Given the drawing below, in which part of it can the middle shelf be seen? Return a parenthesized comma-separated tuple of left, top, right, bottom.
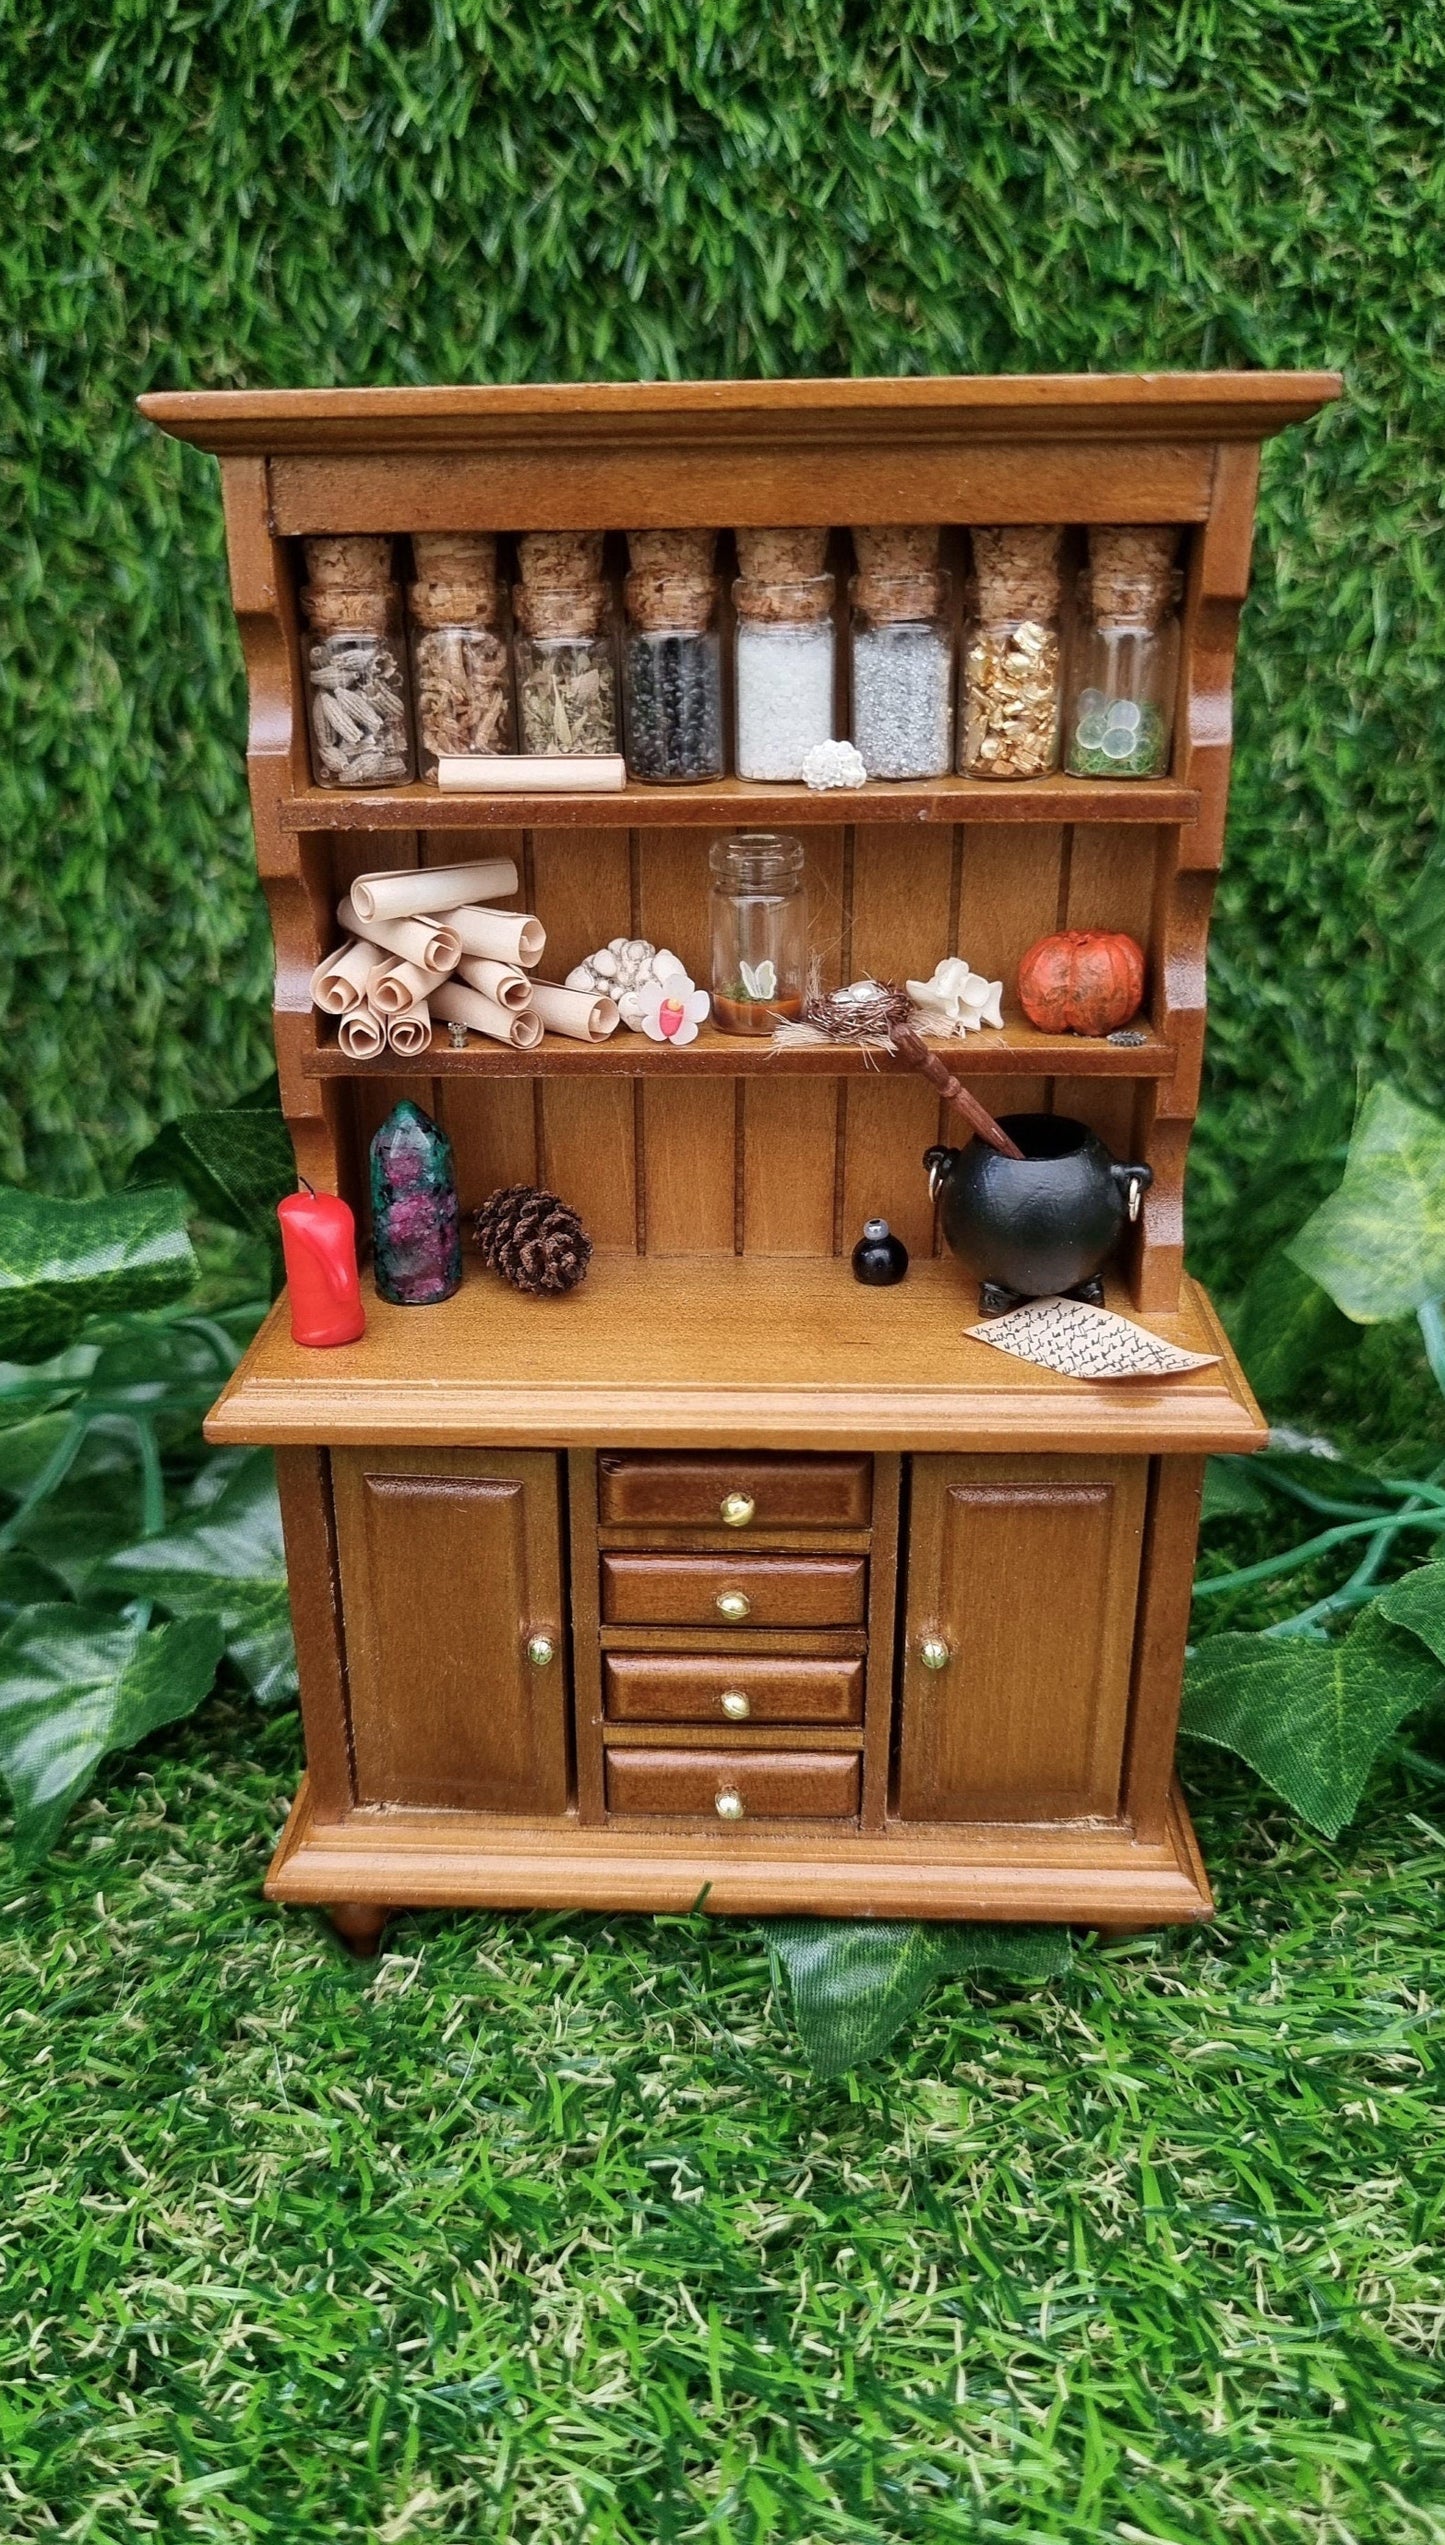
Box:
(302, 1016, 1175, 1079)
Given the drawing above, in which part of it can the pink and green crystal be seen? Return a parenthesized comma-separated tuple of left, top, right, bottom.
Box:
(369, 1100, 462, 1305)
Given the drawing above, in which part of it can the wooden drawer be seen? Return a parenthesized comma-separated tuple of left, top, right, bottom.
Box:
(597, 1452, 871, 1531)
(606, 1748, 861, 1821)
(604, 1652, 865, 1726)
(601, 1551, 867, 1629)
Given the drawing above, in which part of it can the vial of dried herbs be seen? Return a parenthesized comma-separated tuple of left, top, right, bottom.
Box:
(407, 535, 514, 778)
(513, 582, 619, 756)
(302, 578, 414, 788)
(623, 564, 723, 783)
(850, 571, 954, 778)
(959, 526, 1063, 780)
(1065, 527, 1181, 779)
(733, 573, 835, 782)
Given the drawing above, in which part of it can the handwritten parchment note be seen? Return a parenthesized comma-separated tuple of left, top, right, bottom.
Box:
(964, 1295, 1219, 1382)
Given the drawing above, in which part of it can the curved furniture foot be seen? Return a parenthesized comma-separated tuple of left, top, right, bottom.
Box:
(326, 1901, 394, 1957)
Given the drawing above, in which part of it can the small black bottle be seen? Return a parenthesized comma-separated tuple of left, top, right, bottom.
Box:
(851, 1217, 909, 1286)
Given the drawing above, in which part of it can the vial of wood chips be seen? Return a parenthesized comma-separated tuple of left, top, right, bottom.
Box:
(407, 534, 515, 778)
(959, 526, 1065, 781)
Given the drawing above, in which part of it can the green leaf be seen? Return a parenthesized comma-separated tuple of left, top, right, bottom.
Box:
(0, 1187, 196, 1363)
(130, 1090, 293, 1245)
(1182, 1607, 1444, 1837)
(1376, 1562, 1445, 1669)
(1201, 1457, 1270, 1521)
(95, 1451, 295, 1707)
(1288, 1085, 1445, 1324)
(0, 1606, 223, 1868)
(769, 1920, 1071, 2078)
(1230, 1248, 1355, 1405)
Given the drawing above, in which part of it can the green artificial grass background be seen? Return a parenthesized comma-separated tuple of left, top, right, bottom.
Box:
(3, 1703, 1443, 2540)
(5, 1, 1445, 1266)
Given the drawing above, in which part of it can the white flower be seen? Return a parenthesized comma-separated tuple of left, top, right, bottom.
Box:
(906, 956, 1004, 1033)
(635, 965, 712, 1045)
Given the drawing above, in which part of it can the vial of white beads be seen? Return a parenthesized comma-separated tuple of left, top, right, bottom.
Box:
(850, 571, 954, 778)
(733, 574, 836, 782)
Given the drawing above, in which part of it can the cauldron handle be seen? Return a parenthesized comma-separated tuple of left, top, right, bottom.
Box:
(1113, 1160, 1154, 1222)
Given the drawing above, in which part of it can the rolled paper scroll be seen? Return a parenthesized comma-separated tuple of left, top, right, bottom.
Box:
(337, 1008, 385, 1060)
(337, 894, 461, 976)
(432, 981, 545, 1049)
(309, 937, 378, 1016)
(386, 1003, 433, 1058)
(349, 860, 519, 924)
(445, 905, 545, 968)
(527, 981, 622, 1043)
(455, 955, 532, 1010)
(437, 753, 627, 793)
(367, 954, 449, 1015)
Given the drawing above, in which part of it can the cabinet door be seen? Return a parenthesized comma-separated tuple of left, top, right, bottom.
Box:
(333, 1449, 568, 1814)
(895, 1455, 1147, 1824)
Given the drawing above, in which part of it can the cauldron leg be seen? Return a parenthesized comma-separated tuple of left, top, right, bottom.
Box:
(979, 1279, 1025, 1318)
(1067, 1276, 1106, 1306)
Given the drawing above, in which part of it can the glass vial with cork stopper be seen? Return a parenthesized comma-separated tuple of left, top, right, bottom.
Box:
(732, 529, 834, 783)
(959, 526, 1064, 779)
(709, 831, 807, 1035)
(406, 532, 515, 778)
(849, 525, 953, 778)
(512, 531, 619, 756)
(622, 529, 723, 782)
(301, 534, 414, 788)
(1065, 527, 1181, 778)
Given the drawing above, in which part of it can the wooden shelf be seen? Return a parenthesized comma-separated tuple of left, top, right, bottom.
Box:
(303, 1016, 1176, 1080)
(206, 1256, 1265, 1455)
(280, 772, 1199, 833)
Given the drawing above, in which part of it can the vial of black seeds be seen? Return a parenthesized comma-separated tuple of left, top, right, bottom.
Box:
(622, 534, 723, 784)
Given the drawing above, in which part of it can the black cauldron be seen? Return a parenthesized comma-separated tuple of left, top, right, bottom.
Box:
(925, 1115, 1152, 1314)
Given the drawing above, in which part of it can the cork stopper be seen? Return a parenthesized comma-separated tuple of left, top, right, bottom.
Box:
(302, 535, 394, 589)
(852, 525, 940, 577)
(514, 581, 607, 641)
(517, 530, 605, 588)
(627, 529, 717, 577)
(970, 527, 1063, 624)
(408, 576, 504, 632)
(624, 570, 716, 635)
(733, 574, 834, 628)
(302, 582, 400, 633)
(735, 527, 828, 581)
(1087, 526, 1179, 629)
(851, 569, 948, 624)
(410, 532, 498, 586)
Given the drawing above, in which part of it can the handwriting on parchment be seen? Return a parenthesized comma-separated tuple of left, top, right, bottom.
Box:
(964, 1296, 1219, 1382)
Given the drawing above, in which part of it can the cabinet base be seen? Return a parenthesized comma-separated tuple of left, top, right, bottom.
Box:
(266, 1776, 1212, 1926)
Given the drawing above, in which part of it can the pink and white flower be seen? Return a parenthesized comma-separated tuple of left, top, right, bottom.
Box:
(635, 961, 711, 1046)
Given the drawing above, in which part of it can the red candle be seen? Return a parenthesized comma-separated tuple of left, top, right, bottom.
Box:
(277, 1191, 366, 1348)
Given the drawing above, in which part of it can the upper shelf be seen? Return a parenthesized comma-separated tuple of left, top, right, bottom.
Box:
(281, 773, 1199, 833)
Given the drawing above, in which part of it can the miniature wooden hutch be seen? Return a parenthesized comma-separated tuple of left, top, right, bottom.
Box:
(142, 373, 1338, 1950)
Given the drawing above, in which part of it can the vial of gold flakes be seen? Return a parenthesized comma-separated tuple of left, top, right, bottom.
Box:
(959, 526, 1064, 781)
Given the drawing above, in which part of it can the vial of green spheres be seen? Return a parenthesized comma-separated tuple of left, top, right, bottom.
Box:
(1066, 528, 1180, 779)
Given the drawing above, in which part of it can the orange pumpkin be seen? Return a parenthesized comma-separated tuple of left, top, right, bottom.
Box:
(1017, 930, 1145, 1036)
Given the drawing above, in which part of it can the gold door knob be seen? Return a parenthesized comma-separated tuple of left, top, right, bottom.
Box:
(720, 1491, 756, 1529)
(720, 1689, 751, 1720)
(919, 1636, 951, 1672)
(716, 1589, 751, 1621)
(526, 1633, 556, 1668)
(715, 1788, 745, 1821)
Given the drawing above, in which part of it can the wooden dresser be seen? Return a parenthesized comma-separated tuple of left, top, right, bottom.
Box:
(142, 372, 1338, 1948)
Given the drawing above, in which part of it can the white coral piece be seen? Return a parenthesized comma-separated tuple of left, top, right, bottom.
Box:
(906, 956, 1004, 1033)
(564, 936, 690, 1031)
(801, 740, 867, 791)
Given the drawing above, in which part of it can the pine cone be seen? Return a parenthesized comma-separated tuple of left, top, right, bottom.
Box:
(473, 1185, 593, 1297)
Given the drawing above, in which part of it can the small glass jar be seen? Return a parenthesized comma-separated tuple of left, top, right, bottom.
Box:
(302, 582, 414, 788)
(623, 572, 723, 782)
(513, 582, 619, 756)
(959, 526, 1063, 779)
(709, 832, 807, 1035)
(850, 572, 954, 778)
(408, 579, 514, 778)
(733, 576, 835, 782)
(1065, 528, 1180, 778)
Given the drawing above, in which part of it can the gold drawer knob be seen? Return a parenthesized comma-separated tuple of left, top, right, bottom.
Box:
(716, 1589, 751, 1621)
(526, 1633, 556, 1668)
(720, 1490, 756, 1528)
(715, 1788, 745, 1821)
(720, 1689, 751, 1720)
(919, 1635, 951, 1672)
